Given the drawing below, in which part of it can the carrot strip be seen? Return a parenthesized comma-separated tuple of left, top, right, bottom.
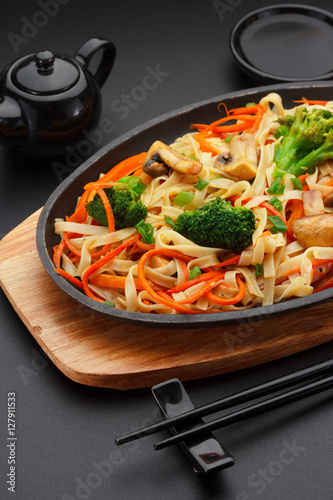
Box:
(167, 271, 224, 294)
(286, 199, 304, 223)
(95, 152, 147, 184)
(192, 114, 256, 131)
(280, 260, 333, 281)
(89, 274, 143, 289)
(81, 235, 139, 302)
(206, 114, 257, 130)
(177, 274, 225, 304)
(279, 267, 301, 277)
(228, 104, 266, 116)
(55, 268, 83, 289)
(63, 232, 113, 260)
(228, 104, 266, 134)
(293, 99, 328, 105)
(90, 244, 113, 259)
(228, 195, 240, 204)
(194, 133, 221, 155)
(324, 178, 333, 187)
(217, 102, 230, 116)
(137, 249, 201, 314)
(53, 239, 66, 268)
(157, 290, 175, 301)
(193, 120, 255, 137)
(68, 194, 90, 222)
(213, 122, 255, 133)
(132, 168, 144, 177)
(314, 275, 333, 293)
(213, 255, 241, 268)
(63, 232, 81, 256)
(311, 258, 333, 267)
(134, 239, 155, 251)
(205, 274, 246, 305)
(177, 258, 189, 283)
(247, 106, 266, 134)
(96, 188, 115, 233)
(260, 201, 293, 237)
(188, 124, 208, 132)
(298, 173, 309, 184)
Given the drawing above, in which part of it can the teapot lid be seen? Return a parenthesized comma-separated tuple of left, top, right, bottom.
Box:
(11, 51, 80, 95)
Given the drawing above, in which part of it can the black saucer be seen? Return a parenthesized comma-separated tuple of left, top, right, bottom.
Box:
(230, 4, 333, 83)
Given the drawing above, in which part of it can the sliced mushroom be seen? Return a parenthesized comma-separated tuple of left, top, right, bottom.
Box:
(291, 214, 333, 248)
(141, 155, 169, 178)
(214, 133, 258, 181)
(142, 141, 202, 177)
(324, 191, 333, 208)
(302, 189, 325, 216)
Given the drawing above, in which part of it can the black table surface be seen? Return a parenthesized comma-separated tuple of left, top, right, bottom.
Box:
(1, 1, 333, 499)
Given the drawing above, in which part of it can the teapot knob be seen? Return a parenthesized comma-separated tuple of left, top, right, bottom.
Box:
(35, 51, 55, 71)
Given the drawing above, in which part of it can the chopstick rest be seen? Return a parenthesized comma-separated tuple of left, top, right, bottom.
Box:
(152, 378, 235, 473)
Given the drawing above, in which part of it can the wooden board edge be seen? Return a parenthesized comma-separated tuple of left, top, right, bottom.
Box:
(0, 209, 42, 262)
(46, 332, 332, 390)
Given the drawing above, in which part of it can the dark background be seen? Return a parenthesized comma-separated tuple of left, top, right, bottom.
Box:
(1, 1, 333, 499)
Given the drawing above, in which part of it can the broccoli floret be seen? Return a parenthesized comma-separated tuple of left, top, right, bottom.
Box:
(272, 107, 333, 182)
(86, 178, 147, 230)
(288, 129, 333, 177)
(173, 198, 256, 252)
(123, 200, 148, 228)
(274, 115, 295, 139)
(117, 176, 146, 201)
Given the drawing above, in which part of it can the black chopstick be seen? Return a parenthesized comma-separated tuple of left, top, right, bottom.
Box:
(115, 358, 333, 446)
(154, 372, 333, 450)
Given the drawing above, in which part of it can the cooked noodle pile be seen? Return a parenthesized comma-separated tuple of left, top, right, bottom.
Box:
(53, 93, 333, 314)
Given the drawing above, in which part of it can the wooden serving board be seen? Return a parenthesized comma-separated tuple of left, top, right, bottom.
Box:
(1, 209, 333, 390)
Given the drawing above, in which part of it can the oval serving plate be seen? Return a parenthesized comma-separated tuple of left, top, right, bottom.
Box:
(37, 81, 333, 328)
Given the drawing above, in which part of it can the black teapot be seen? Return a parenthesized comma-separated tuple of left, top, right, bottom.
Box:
(0, 37, 116, 157)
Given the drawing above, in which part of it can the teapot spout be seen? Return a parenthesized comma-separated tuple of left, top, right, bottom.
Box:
(0, 96, 26, 148)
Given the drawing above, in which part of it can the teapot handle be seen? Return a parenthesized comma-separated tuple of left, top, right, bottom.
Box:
(75, 37, 116, 88)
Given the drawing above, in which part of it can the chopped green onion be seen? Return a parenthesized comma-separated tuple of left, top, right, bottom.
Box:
(291, 177, 304, 190)
(189, 266, 201, 280)
(246, 102, 256, 107)
(268, 215, 288, 234)
(272, 169, 287, 179)
(104, 301, 115, 307)
(267, 179, 285, 195)
(194, 177, 209, 191)
(173, 190, 195, 207)
(267, 196, 283, 212)
(225, 134, 233, 144)
(135, 220, 155, 244)
(164, 215, 175, 228)
(255, 263, 263, 278)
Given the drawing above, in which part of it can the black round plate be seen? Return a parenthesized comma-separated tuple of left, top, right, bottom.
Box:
(230, 4, 333, 83)
(37, 81, 333, 328)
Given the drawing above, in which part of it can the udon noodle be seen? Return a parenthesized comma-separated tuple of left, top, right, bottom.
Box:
(53, 92, 333, 314)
